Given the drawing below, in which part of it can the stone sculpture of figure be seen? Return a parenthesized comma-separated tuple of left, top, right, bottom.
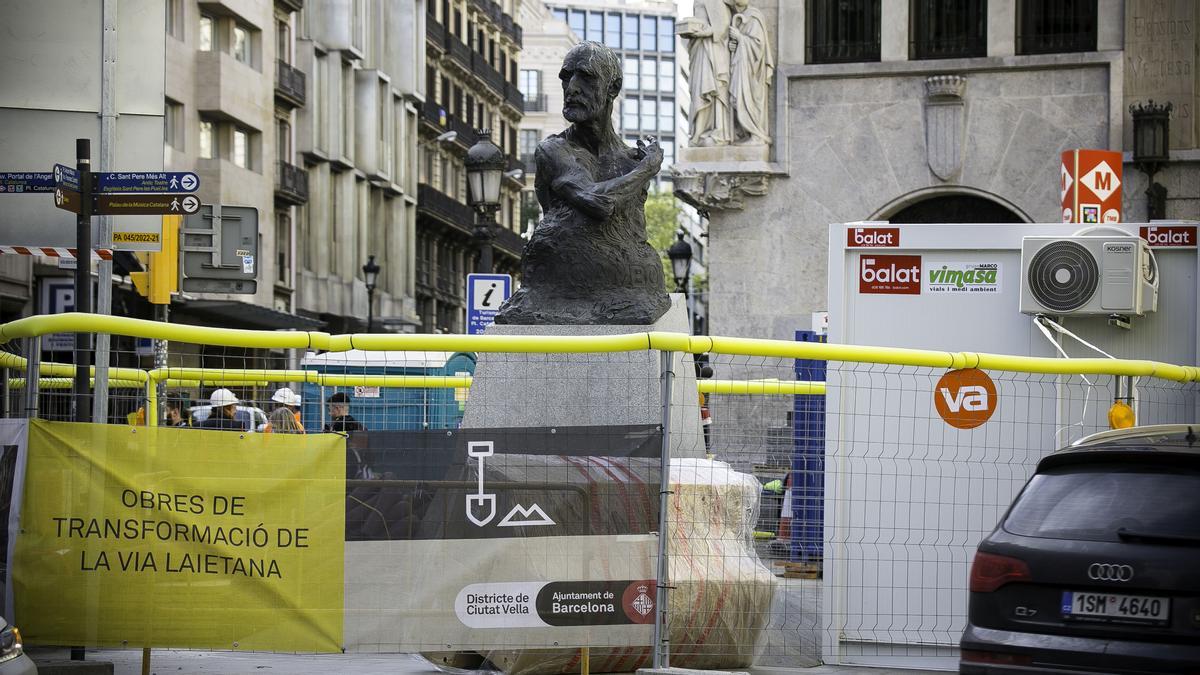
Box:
(495, 42, 669, 326)
(680, 0, 733, 147)
(728, 0, 774, 145)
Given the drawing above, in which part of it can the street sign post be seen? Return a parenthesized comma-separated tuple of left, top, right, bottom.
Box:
(54, 187, 83, 214)
(54, 163, 80, 191)
(4, 142, 208, 411)
(94, 171, 199, 194)
(467, 273, 512, 335)
(0, 172, 55, 193)
(95, 193, 200, 215)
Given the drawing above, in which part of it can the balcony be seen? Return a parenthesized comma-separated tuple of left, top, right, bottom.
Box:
(447, 36, 473, 72)
(492, 223, 526, 260)
(277, 0, 303, 11)
(503, 83, 525, 112)
(426, 19, 448, 52)
(523, 93, 548, 113)
(417, 184, 473, 234)
(472, 53, 506, 94)
(274, 59, 307, 108)
(420, 99, 476, 149)
(275, 160, 309, 205)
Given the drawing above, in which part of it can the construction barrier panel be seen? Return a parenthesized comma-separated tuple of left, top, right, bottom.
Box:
(0, 313, 1197, 671)
(14, 419, 345, 651)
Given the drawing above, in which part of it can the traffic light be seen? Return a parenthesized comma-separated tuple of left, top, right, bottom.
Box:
(130, 215, 180, 305)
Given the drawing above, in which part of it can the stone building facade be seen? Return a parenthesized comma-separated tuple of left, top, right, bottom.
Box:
(417, 0, 526, 334)
(680, 0, 1199, 450)
(687, 0, 1198, 342)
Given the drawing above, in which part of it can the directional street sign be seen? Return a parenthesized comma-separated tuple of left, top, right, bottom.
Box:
(467, 273, 512, 335)
(95, 193, 200, 215)
(54, 187, 83, 214)
(53, 163, 80, 191)
(95, 171, 200, 194)
(0, 172, 55, 193)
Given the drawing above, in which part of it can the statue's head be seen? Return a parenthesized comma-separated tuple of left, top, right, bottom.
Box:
(559, 41, 622, 125)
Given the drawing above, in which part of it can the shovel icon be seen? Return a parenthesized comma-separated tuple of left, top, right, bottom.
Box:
(466, 441, 496, 527)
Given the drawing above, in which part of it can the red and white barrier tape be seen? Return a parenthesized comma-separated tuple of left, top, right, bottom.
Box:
(0, 246, 113, 261)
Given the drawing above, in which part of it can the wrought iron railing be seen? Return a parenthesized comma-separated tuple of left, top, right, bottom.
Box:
(523, 94, 548, 112)
(417, 184, 473, 235)
(275, 161, 309, 205)
(274, 59, 307, 108)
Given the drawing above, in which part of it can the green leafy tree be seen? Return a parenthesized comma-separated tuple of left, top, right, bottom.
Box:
(643, 189, 682, 288)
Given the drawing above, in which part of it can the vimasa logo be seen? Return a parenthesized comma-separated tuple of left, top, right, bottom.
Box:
(926, 262, 1001, 294)
(934, 368, 997, 430)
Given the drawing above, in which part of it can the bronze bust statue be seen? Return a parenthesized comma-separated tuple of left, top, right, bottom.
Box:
(496, 42, 671, 325)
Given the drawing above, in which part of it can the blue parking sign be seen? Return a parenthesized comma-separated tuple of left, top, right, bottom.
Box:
(466, 273, 512, 335)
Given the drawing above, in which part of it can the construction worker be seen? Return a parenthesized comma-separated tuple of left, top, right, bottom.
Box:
(265, 387, 305, 433)
(201, 389, 243, 431)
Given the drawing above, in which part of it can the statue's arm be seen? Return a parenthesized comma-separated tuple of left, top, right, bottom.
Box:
(541, 140, 662, 221)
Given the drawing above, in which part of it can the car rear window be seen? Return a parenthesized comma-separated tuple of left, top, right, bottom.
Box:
(1004, 463, 1200, 542)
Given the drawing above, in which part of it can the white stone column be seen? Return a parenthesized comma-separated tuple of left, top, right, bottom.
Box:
(880, 0, 909, 62)
(1096, 0, 1124, 51)
(987, 0, 1016, 57)
(779, 0, 806, 65)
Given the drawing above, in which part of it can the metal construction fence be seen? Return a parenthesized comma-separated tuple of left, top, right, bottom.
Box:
(1, 313, 1198, 671)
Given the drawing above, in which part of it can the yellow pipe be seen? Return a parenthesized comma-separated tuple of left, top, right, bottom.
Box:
(2, 313, 1198, 383)
(162, 379, 269, 388)
(0, 351, 149, 383)
(8, 378, 146, 389)
(699, 379, 826, 395)
(0, 313, 334, 351)
(345, 332, 653, 353)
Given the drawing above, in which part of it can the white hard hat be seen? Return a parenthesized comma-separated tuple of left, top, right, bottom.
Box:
(210, 388, 238, 407)
(272, 387, 295, 405)
(291, 393, 303, 406)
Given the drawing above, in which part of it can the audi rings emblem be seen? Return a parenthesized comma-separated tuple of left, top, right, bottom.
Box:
(1087, 563, 1134, 582)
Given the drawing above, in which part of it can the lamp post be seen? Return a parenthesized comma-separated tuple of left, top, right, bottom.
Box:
(667, 231, 693, 294)
(1130, 100, 1173, 221)
(465, 128, 506, 274)
(362, 254, 380, 333)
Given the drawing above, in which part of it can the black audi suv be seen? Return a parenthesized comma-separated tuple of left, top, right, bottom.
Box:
(961, 424, 1200, 673)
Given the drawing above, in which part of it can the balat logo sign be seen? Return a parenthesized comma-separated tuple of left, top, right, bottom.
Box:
(847, 227, 900, 247)
(934, 368, 997, 430)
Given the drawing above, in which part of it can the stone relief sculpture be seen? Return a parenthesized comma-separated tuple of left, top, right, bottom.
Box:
(495, 42, 670, 326)
(728, 0, 774, 145)
(679, 0, 733, 146)
(679, 0, 773, 147)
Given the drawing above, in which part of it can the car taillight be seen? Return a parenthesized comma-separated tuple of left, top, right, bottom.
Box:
(961, 649, 1033, 666)
(969, 551, 1031, 592)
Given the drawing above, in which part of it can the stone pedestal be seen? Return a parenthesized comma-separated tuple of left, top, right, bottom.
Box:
(463, 295, 705, 459)
(672, 146, 780, 212)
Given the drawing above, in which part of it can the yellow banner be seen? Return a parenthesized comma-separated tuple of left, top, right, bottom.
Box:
(14, 420, 345, 651)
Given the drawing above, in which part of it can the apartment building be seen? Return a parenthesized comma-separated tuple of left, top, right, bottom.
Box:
(418, 0, 526, 333)
(514, 1, 577, 233)
(293, 0, 425, 332)
(162, 0, 424, 333)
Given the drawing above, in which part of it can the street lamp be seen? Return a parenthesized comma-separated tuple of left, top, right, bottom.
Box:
(465, 128, 506, 274)
(1130, 100, 1173, 220)
(667, 231, 693, 294)
(362, 254, 380, 333)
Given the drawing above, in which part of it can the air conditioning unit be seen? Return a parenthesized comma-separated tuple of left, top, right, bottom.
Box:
(1020, 236, 1158, 316)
